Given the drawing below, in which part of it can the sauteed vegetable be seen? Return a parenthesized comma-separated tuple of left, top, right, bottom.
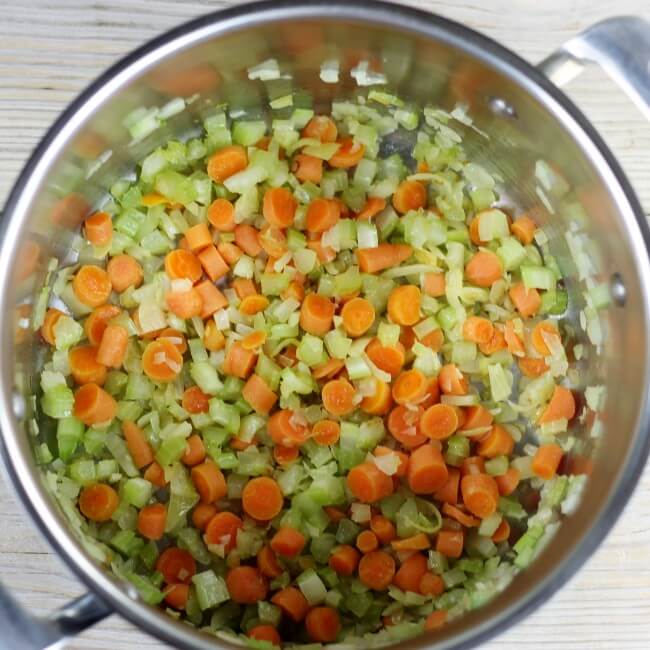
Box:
(37, 95, 586, 647)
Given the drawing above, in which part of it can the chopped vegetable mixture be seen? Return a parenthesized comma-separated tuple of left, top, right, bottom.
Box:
(37, 96, 587, 648)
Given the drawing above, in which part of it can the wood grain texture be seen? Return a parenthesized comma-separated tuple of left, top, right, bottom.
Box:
(0, 1, 649, 648)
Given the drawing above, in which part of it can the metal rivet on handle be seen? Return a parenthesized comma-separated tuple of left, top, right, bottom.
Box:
(610, 273, 626, 306)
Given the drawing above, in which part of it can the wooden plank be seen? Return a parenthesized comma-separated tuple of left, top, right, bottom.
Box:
(0, 1, 649, 648)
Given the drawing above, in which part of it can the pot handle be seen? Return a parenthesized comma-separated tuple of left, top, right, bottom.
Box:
(0, 582, 112, 649)
(538, 15, 650, 118)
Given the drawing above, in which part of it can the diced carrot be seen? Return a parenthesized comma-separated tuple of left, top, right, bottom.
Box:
(263, 187, 297, 228)
(232, 278, 256, 300)
(419, 572, 445, 597)
(356, 530, 379, 554)
(164, 249, 202, 282)
(532, 321, 561, 356)
(204, 512, 243, 551)
(538, 385, 575, 424)
(504, 319, 525, 357)
(509, 282, 541, 317)
(191, 460, 227, 503)
(425, 610, 448, 631)
(465, 250, 503, 287)
(157, 328, 187, 354)
(302, 115, 338, 142)
(96, 324, 128, 368)
(191, 503, 217, 531)
(78, 484, 119, 522)
(518, 357, 549, 378)
(222, 341, 257, 379)
(358, 550, 396, 590)
(312, 419, 341, 446)
(73, 265, 112, 308)
(185, 223, 213, 252)
(463, 316, 494, 344)
(271, 586, 309, 622)
(122, 420, 154, 469)
(73, 383, 117, 426)
(306, 198, 341, 233)
(357, 243, 412, 273)
(341, 297, 375, 337)
(239, 294, 270, 316)
(432, 466, 459, 505)
(478, 425, 515, 458)
(492, 518, 511, 543)
(407, 444, 448, 494)
(312, 357, 345, 380)
(442, 502, 480, 528)
(347, 461, 394, 503)
(438, 363, 468, 396)
(388, 285, 421, 326)
(393, 553, 429, 593)
(387, 404, 428, 449)
(241, 373, 277, 415)
(163, 583, 189, 610)
(328, 138, 365, 168)
(461, 456, 486, 477)
(217, 241, 243, 265)
(41, 308, 65, 345)
(257, 545, 283, 578)
(495, 466, 520, 496)
(479, 326, 507, 355)
(84, 211, 113, 247)
(268, 409, 309, 448)
(329, 544, 360, 576)
(144, 461, 167, 488)
(273, 444, 300, 466)
(181, 434, 207, 467)
(360, 378, 393, 416)
(322, 378, 356, 416)
(532, 443, 564, 480)
(423, 272, 446, 297)
(461, 473, 499, 519)
(137, 503, 167, 540)
(207, 198, 236, 231)
(281, 280, 305, 303)
(420, 403, 459, 440)
(462, 405, 494, 431)
(166, 288, 203, 320)
(194, 280, 228, 318)
(195, 245, 228, 282)
(300, 292, 335, 335)
(69, 345, 108, 386)
(242, 476, 284, 521)
(106, 254, 143, 293)
(369, 514, 397, 544)
(305, 607, 341, 643)
(248, 625, 282, 647)
(234, 224, 263, 257)
(292, 153, 323, 183)
(511, 215, 537, 245)
(156, 547, 197, 584)
(204, 319, 226, 351)
(142, 339, 183, 382)
(270, 526, 306, 557)
(356, 197, 386, 220)
(207, 145, 248, 182)
(391, 533, 431, 551)
(435, 529, 464, 558)
(307, 237, 337, 263)
(392, 368, 427, 405)
(366, 338, 406, 377)
(392, 180, 427, 214)
(225, 565, 268, 604)
(469, 214, 487, 246)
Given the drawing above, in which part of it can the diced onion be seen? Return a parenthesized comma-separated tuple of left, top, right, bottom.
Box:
(350, 503, 372, 523)
(371, 452, 400, 476)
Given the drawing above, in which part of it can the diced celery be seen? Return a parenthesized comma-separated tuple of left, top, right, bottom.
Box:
(123, 478, 153, 508)
(42, 385, 74, 419)
(57, 416, 85, 462)
(521, 265, 556, 291)
(190, 362, 223, 396)
(193, 571, 230, 610)
(497, 237, 527, 271)
(297, 334, 325, 367)
(233, 120, 267, 146)
(53, 316, 84, 350)
(335, 519, 361, 544)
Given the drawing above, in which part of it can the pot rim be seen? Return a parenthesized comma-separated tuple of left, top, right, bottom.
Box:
(0, 2, 649, 649)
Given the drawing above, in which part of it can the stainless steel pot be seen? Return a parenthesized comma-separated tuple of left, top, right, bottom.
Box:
(0, 2, 649, 649)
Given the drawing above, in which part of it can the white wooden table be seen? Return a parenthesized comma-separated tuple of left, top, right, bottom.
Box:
(1, 1, 649, 648)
